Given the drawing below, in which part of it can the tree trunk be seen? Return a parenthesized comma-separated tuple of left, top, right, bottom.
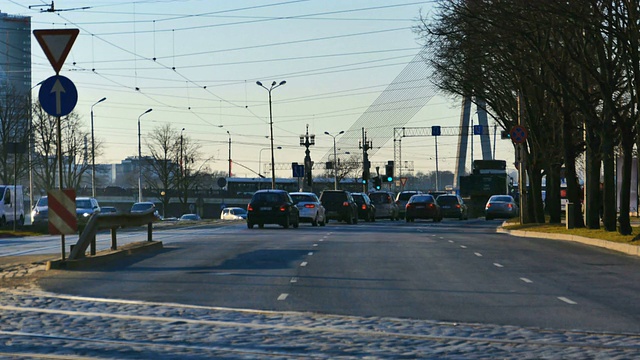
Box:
(601, 128, 616, 232)
(586, 126, 602, 229)
(546, 163, 562, 224)
(618, 129, 634, 235)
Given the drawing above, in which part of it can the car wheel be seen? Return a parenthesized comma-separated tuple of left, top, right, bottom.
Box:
(371, 214, 375, 222)
(312, 215, 318, 227)
(283, 216, 290, 229)
(259, 223, 265, 228)
(293, 220, 299, 228)
(406, 217, 411, 223)
(486, 216, 492, 221)
(320, 217, 326, 226)
(353, 213, 358, 224)
(346, 215, 353, 224)
(247, 222, 254, 229)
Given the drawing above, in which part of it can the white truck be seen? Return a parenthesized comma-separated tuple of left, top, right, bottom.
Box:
(0, 185, 24, 227)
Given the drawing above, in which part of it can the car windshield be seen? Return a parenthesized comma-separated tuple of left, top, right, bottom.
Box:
(131, 203, 153, 212)
(398, 192, 418, 201)
(76, 200, 93, 208)
(37, 197, 48, 206)
(232, 208, 247, 215)
(320, 192, 347, 202)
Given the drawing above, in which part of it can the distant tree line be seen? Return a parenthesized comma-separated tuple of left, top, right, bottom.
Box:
(417, 0, 640, 234)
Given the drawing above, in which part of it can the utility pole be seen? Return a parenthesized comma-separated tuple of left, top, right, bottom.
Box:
(359, 127, 372, 192)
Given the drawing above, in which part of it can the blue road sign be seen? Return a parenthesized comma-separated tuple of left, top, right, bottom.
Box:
(431, 125, 441, 136)
(473, 124, 483, 135)
(38, 75, 78, 117)
(292, 163, 304, 178)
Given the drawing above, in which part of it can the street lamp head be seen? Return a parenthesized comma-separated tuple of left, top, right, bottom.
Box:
(338, 130, 344, 135)
(97, 97, 107, 104)
(279, 80, 286, 86)
(144, 108, 153, 114)
(271, 81, 277, 86)
(256, 81, 263, 86)
(324, 131, 330, 135)
(276, 146, 282, 149)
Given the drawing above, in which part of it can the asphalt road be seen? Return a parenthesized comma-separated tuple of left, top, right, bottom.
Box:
(35, 218, 640, 333)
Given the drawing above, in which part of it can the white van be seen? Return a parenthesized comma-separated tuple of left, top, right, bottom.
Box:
(0, 185, 24, 226)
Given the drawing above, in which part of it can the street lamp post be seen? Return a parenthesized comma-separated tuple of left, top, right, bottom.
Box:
(256, 80, 286, 189)
(324, 130, 344, 190)
(227, 130, 232, 178)
(259, 146, 281, 189)
(90, 97, 107, 197)
(137, 108, 152, 202)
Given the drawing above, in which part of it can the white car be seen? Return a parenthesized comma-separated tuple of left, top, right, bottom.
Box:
(220, 207, 247, 220)
(290, 192, 326, 226)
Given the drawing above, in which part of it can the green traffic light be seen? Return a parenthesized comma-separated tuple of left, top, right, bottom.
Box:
(386, 176, 393, 182)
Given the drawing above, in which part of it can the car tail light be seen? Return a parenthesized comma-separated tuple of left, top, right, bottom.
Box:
(406, 204, 412, 209)
(343, 201, 350, 207)
(361, 204, 367, 210)
(507, 204, 513, 208)
(279, 205, 287, 212)
(304, 204, 315, 208)
(248, 204, 254, 211)
(428, 203, 434, 208)
(455, 204, 461, 208)
(486, 204, 492, 208)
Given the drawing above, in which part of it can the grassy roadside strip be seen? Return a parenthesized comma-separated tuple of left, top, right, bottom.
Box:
(502, 220, 640, 246)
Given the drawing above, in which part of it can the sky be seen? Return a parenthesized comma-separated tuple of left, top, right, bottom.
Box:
(4, 0, 516, 180)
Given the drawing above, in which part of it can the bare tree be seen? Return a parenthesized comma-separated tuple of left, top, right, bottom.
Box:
(0, 84, 30, 185)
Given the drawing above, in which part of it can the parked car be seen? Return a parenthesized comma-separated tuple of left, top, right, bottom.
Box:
(290, 192, 326, 226)
(319, 190, 358, 224)
(436, 194, 468, 220)
(31, 196, 48, 225)
(179, 213, 201, 221)
(485, 195, 519, 220)
(76, 197, 101, 221)
(351, 192, 376, 222)
(369, 191, 399, 220)
(396, 190, 423, 219)
(246, 189, 300, 229)
(220, 207, 247, 220)
(405, 194, 442, 222)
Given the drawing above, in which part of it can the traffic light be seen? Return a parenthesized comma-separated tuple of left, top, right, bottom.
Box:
(501, 130, 511, 139)
(374, 177, 382, 190)
(384, 161, 394, 182)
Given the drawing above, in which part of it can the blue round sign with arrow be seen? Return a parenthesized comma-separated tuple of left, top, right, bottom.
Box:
(38, 75, 78, 117)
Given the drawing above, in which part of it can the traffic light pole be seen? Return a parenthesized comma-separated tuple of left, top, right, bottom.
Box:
(359, 128, 372, 192)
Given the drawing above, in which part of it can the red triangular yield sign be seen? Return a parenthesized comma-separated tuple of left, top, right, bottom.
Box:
(33, 29, 79, 74)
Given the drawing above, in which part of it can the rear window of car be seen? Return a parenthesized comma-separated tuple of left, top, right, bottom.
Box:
(252, 192, 286, 203)
(352, 195, 365, 205)
(398, 192, 419, 201)
(131, 203, 153, 212)
(437, 196, 458, 205)
(77, 200, 93, 208)
(321, 192, 347, 202)
(369, 193, 390, 204)
(491, 196, 513, 202)
(37, 197, 48, 206)
(291, 194, 316, 203)
(409, 195, 434, 203)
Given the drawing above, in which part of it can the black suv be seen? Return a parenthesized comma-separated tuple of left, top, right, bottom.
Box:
(351, 193, 376, 222)
(247, 190, 300, 229)
(319, 190, 358, 224)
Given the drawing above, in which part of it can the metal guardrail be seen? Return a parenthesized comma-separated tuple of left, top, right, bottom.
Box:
(68, 210, 158, 260)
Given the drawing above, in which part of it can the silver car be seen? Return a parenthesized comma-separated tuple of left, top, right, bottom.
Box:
(369, 191, 399, 220)
(485, 195, 519, 220)
(221, 207, 247, 220)
(290, 192, 326, 226)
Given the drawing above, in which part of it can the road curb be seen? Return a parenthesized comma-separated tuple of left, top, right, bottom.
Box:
(497, 227, 640, 257)
(46, 241, 163, 270)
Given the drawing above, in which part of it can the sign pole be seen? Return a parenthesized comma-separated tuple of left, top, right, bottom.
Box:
(57, 115, 65, 261)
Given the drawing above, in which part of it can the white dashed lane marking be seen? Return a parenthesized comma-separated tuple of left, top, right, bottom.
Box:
(300, 262, 308, 267)
(520, 277, 533, 283)
(277, 293, 288, 301)
(290, 277, 298, 284)
(558, 297, 577, 305)
(460, 245, 467, 249)
(493, 263, 504, 268)
(474, 252, 483, 257)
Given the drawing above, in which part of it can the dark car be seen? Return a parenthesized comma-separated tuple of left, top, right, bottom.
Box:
(485, 195, 519, 220)
(396, 190, 423, 219)
(319, 190, 358, 224)
(76, 197, 101, 221)
(369, 191, 399, 220)
(351, 193, 376, 222)
(405, 194, 442, 222)
(436, 194, 468, 220)
(247, 190, 300, 229)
